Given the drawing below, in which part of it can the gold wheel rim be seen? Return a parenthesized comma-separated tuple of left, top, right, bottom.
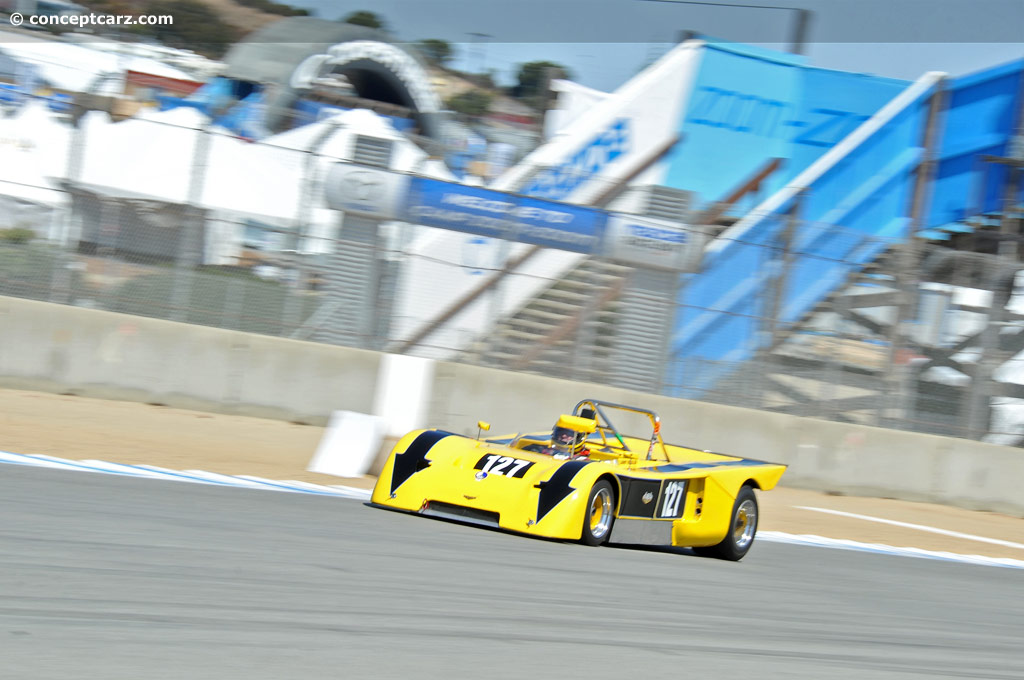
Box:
(589, 488, 612, 538)
(733, 499, 757, 549)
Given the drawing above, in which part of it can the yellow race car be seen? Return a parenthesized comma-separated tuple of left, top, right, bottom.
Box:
(371, 399, 787, 560)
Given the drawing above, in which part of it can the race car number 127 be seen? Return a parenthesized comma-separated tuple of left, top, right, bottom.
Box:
(659, 480, 686, 519)
(474, 454, 535, 478)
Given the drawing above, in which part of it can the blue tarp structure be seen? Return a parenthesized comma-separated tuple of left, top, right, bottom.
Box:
(660, 41, 910, 214)
(653, 44, 1024, 398)
(157, 77, 271, 138)
(0, 83, 22, 105)
(929, 60, 1024, 229)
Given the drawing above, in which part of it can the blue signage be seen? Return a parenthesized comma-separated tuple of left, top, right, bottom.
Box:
(522, 118, 630, 200)
(403, 177, 608, 254)
(604, 215, 698, 271)
(0, 84, 23, 106)
(626, 223, 687, 244)
(47, 93, 73, 113)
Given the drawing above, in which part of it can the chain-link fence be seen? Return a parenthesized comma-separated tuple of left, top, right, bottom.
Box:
(3, 105, 1024, 444)
(660, 234, 1024, 444)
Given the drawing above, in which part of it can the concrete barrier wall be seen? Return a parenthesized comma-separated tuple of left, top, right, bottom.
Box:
(429, 362, 1024, 516)
(0, 297, 381, 423)
(2, 296, 1022, 516)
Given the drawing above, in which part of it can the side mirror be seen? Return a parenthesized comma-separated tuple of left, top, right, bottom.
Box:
(476, 421, 491, 439)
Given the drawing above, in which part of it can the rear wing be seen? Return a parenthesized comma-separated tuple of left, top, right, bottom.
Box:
(573, 399, 667, 461)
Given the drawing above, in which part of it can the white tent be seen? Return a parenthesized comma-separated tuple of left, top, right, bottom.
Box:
(75, 106, 203, 202)
(61, 105, 456, 265)
(0, 40, 196, 94)
(0, 100, 71, 205)
(72, 105, 452, 214)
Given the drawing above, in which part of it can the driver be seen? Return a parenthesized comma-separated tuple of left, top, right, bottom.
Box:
(548, 414, 596, 460)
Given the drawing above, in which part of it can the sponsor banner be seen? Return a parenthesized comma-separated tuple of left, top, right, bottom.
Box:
(324, 163, 410, 220)
(323, 165, 699, 270)
(603, 215, 703, 272)
(403, 177, 607, 255)
(515, 194, 606, 252)
(404, 177, 513, 239)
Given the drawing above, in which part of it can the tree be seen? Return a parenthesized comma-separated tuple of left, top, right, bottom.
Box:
(233, 0, 310, 16)
(341, 10, 386, 30)
(416, 39, 454, 66)
(79, 0, 240, 57)
(445, 90, 493, 118)
(146, 0, 242, 58)
(513, 60, 570, 105)
(474, 70, 497, 90)
(0, 227, 35, 244)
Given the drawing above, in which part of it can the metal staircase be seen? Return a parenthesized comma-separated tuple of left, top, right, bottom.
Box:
(745, 250, 903, 420)
(458, 160, 783, 381)
(464, 257, 632, 381)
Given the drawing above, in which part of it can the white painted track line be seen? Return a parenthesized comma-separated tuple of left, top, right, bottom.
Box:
(0, 451, 370, 499)
(759, 531, 1024, 569)
(797, 506, 1024, 551)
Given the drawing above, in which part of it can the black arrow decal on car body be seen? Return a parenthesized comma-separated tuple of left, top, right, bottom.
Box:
(390, 430, 454, 495)
(534, 460, 590, 523)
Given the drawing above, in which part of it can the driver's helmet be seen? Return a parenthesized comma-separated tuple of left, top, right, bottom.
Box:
(551, 425, 587, 456)
(549, 413, 597, 457)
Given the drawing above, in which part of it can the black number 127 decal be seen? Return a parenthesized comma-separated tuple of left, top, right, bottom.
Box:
(474, 454, 534, 478)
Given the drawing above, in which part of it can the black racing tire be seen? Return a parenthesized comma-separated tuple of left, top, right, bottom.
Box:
(693, 485, 759, 561)
(580, 480, 615, 546)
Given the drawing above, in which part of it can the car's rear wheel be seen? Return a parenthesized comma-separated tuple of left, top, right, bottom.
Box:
(581, 480, 615, 546)
(693, 485, 758, 561)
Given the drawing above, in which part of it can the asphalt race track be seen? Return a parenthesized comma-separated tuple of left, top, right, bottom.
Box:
(2, 465, 1021, 680)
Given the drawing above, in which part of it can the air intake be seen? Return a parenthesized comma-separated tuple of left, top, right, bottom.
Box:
(422, 502, 500, 527)
(644, 185, 693, 222)
(352, 135, 394, 168)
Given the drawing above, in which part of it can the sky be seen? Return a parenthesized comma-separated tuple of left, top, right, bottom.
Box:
(287, 0, 1024, 91)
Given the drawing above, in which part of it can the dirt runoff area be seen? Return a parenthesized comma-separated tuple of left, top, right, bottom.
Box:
(2, 387, 1022, 560)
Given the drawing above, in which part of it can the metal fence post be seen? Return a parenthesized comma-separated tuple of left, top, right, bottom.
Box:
(481, 238, 512, 366)
(750, 197, 800, 409)
(964, 262, 1013, 439)
(170, 123, 211, 322)
(883, 78, 947, 429)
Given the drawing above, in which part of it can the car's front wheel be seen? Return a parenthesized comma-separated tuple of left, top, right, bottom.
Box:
(693, 485, 759, 561)
(580, 480, 615, 546)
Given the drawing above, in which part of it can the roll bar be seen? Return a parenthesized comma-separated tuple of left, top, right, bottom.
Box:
(572, 399, 668, 461)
